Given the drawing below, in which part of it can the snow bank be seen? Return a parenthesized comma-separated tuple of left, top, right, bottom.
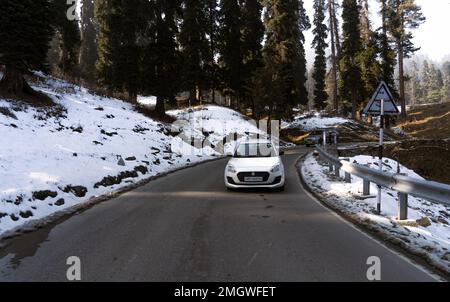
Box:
(300, 153, 450, 273)
(137, 95, 156, 108)
(0, 74, 259, 236)
(283, 114, 351, 131)
(168, 105, 266, 155)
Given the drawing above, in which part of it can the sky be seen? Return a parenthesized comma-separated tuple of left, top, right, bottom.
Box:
(304, 0, 450, 68)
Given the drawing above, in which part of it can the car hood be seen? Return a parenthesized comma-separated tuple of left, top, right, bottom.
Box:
(228, 157, 281, 170)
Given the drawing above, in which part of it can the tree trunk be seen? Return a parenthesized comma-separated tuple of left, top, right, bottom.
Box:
(128, 89, 137, 103)
(331, 0, 341, 59)
(329, 0, 339, 114)
(398, 40, 406, 119)
(352, 87, 357, 120)
(155, 96, 165, 117)
(0, 66, 34, 96)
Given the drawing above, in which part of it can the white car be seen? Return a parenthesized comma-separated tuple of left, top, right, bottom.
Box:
(224, 139, 285, 190)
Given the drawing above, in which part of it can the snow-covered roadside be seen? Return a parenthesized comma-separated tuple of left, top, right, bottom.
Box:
(282, 113, 351, 131)
(168, 105, 266, 155)
(137, 95, 156, 108)
(0, 73, 257, 237)
(300, 153, 450, 274)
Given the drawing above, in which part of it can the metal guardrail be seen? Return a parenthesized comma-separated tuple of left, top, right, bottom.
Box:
(315, 146, 450, 210)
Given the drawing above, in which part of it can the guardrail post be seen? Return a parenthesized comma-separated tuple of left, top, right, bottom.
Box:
(329, 162, 334, 172)
(334, 165, 340, 178)
(343, 159, 351, 183)
(398, 193, 408, 220)
(363, 180, 370, 196)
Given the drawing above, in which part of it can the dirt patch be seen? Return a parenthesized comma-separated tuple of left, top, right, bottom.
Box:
(282, 120, 401, 145)
(396, 102, 450, 139)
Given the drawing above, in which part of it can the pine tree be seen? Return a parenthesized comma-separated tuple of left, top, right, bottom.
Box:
(95, 0, 142, 102)
(358, 0, 381, 102)
(95, 0, 118, 94)
(405, 60, 421, 106)
(312, 0, 328, 111)
(116, 1, 142, 102)
(0, 0, 55, 102)
(141, 0, 181, 116)
(218, 0, 243, 108)
(378, 0, 398, 98)
(179, 0, 210, 103)
(328, 0, 341, 113)
(296, 0, 312, 107)
(51, 0, 81, 78)
(263, 0, 311, 118)
(423, 62, 443, 104)
(80, 0, 98, 86)
(205, 0, 220, 103)
(387, 0, 425, 118)
(339, 0, 364, 119)
(240, 0, 265, 108)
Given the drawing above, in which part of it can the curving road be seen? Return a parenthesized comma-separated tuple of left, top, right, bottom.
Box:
(0, 147, 439, 281)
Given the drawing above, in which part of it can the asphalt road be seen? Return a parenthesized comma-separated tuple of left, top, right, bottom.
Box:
(0, 147, 438, 282)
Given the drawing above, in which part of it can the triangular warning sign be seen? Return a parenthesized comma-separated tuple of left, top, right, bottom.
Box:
(363, 81, 400, 116)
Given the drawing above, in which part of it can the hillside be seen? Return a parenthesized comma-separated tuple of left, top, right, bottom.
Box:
(0, 73, 258, 237)
(282, 114, 402, 144)
(396, 102, 450, 139)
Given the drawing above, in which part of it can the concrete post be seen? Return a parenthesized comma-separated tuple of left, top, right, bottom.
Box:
(363, 180, 371, 196)
(335, 166, 340, 177)
(343, 159, 351, 183)
(398, 193, 408, 220)
(345, 172, 351, 183)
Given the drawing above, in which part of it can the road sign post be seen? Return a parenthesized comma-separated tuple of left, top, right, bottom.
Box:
(363, 81, 400, 215)
(377, 99, 385, 214)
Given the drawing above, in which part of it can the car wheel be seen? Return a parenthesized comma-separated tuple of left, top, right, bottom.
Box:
(275, 185, 285, 192)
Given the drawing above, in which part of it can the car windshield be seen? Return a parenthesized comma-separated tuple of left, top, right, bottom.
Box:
(234, 143, 276, 158)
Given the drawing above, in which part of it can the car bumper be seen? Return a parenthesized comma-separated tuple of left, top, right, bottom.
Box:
(224, 171, 285, 189)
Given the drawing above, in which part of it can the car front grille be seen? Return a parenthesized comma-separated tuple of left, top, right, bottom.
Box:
(237, 172, 270, 182)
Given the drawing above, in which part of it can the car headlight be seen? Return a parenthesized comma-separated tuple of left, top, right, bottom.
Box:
(227, 165, 237, 173)
(271, 164, 281, 173)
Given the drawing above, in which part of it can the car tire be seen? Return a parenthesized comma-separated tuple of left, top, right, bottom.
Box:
(275, 185, 285, 192)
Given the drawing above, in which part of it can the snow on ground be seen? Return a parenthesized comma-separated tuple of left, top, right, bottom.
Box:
(0, 73, 259, 237)
(300, 153, 450, 273)
(137, 95, 156, 108)
(168, 105, 266, 155)
(283, 113, 351, 131)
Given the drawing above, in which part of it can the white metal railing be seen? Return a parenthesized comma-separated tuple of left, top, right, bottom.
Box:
(315, 145, 450, 219)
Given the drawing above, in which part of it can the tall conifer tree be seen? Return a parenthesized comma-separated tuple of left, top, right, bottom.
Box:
(312, 0, 329, 110)
(0, 0, 55, 102)
(339, 0, 364, 119)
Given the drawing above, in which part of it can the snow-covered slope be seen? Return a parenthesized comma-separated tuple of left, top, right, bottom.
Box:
(168, 105, 265, 155)
(0, 74, 257, 236)
(283, 113, 351, 131)
(301, 154, 450, 273)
